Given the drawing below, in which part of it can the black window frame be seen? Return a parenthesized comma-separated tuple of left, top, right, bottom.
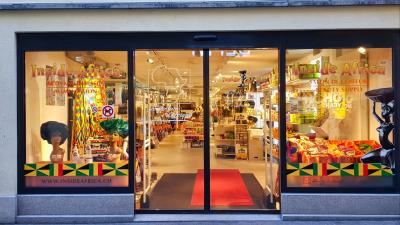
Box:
(17, 30, 400, 201)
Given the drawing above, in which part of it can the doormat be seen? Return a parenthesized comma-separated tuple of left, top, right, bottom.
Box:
(191, 169, 254, 206)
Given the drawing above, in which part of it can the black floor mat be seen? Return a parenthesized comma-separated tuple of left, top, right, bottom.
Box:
(140, 172, 276, 210)
(147, 173, 201, 210)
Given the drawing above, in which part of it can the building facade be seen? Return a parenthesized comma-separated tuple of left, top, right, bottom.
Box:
(0, 1, 399, 223)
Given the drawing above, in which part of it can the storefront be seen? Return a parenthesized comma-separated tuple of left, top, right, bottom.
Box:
(0, 2, 400, 224)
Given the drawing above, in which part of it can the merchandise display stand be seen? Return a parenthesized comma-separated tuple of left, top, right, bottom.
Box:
(264, 88, 279, 204)
(263, 84, 280, 205)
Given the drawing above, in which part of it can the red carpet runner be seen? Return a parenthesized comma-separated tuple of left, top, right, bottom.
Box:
(191, 169, 254, 206)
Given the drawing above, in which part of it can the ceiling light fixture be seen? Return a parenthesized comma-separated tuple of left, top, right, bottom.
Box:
(238, 50, 251, 57)
(75, 56, 83, 63)
(226, 51, 237, 57)
(147, 58, 154, 64)
(358, 47, 367, 55)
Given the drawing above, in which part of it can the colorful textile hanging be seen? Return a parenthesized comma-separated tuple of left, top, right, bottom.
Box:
(71, 64, 106, 150)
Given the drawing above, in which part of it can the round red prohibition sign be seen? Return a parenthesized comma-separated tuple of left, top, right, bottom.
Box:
(102, 105, 114, 117)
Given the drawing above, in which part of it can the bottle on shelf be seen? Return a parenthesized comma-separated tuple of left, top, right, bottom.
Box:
(72, 144, 80, 163)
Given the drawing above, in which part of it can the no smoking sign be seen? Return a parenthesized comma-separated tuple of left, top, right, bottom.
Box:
(102, 105, 115, 119)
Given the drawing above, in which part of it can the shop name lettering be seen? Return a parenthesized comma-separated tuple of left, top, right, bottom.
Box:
(31, 63, 122, 78)
(293, 61, 385, 76)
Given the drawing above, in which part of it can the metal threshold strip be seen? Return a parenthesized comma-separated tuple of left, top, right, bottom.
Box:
(134, 213, 282, 222)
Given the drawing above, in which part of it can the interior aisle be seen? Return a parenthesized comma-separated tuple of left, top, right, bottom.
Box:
(151, 131, 203, 176)
(151, 131, 278, 190)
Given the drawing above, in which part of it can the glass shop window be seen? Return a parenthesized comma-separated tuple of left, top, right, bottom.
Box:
(24, 51, 129, 188)
(285, 48, 396, 188)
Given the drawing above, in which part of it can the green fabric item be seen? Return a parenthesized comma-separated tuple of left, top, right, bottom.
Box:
(100, 119, 129, 138)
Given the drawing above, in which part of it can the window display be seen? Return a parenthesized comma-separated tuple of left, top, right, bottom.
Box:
(24, 51, 129, 188)
(285, 48, 395, 188)
(21, 46, 397, 200)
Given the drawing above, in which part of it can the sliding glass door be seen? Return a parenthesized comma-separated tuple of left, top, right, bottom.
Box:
(134, 48, 281, 212)
(134, 50, 205, 210)
(208, 49, 280, 210)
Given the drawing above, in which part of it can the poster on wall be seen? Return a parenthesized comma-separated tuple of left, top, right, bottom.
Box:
(45, 71, 56, 106)
(55, 75, 66, 106)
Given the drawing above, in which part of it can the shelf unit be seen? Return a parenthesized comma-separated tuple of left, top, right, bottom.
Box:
(234, 113, 248, 160)
(214, 124, 236, 158)
(183, 122, 204, 148)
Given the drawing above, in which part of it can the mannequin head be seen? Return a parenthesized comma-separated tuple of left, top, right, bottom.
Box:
(40, 121, 69, 146)
(109, 132, 123, 144)
(381, 100, 394, 119)
(50, 131, 63, 147)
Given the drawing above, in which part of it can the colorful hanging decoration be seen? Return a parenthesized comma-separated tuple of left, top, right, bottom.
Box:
(71, 64, 106, 152)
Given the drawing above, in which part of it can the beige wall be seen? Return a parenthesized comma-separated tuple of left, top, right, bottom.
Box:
(0, 6, 399, 195)
(25, 52, 71, 163)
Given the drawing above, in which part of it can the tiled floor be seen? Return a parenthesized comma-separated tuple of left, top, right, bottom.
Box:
(150, 131, 279, 198)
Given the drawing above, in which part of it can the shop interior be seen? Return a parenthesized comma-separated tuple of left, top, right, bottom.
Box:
(24, 47, 393, 210)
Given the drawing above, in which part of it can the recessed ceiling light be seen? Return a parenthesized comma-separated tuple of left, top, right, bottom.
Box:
(147, 58, 154, 64)
(75, 56, 83, 62)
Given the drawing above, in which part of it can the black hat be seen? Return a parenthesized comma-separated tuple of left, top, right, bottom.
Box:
(365, 87, 394, 103)
(40, 121, 69, 144)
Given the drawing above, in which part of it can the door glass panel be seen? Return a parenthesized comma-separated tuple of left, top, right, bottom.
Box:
(134, 50, 204, 210)
(209, 49, 280, 210)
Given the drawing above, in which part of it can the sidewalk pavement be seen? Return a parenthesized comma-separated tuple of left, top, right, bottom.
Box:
(16, 221, 400, 225)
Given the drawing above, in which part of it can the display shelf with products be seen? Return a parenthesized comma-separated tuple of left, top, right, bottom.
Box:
(234, 113, 249, 160)
(183, 122, 204, 148)
(214, 124, 236, 158)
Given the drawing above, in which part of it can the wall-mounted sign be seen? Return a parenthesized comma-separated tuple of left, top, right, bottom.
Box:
(102, 105, 114, 119)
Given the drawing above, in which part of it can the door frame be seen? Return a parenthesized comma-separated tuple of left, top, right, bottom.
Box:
(17, 31, 400, 214)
